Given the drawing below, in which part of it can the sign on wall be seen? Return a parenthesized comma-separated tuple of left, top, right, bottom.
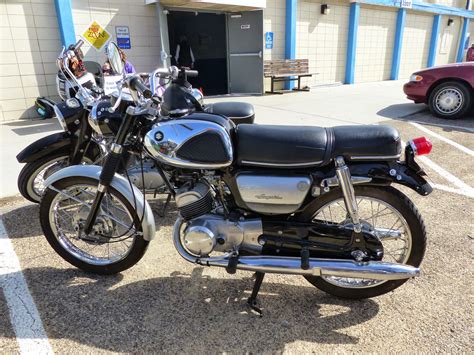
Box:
(400, 0, 413, 8)
(82, 21, 111, 51)
(265, 32, 273, 49)
(115, 26, 131, 49)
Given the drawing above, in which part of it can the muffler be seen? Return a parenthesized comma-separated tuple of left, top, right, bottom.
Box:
(173, 219, 419, 281)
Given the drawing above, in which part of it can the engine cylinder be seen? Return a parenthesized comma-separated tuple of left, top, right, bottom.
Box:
(175, 182, 214, 220)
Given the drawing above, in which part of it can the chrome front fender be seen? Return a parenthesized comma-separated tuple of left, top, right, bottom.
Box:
(44, 165, 156, 241)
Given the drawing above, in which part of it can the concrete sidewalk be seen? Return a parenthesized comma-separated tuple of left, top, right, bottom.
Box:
(0, 80, 423, 199)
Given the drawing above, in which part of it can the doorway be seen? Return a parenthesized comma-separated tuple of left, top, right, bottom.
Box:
(167, 11, 228, 96)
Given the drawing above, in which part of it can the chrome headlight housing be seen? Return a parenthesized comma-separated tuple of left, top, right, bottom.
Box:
(53, 105, 67, 131)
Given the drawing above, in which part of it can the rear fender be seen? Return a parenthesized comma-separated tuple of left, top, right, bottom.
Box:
(349, 161, 432, 196)
(43, 165, 156, 241)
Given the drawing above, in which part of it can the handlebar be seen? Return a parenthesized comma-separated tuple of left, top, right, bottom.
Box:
(129, 76, 152, 99)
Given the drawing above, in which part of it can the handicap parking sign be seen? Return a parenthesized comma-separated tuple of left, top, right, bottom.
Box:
(265, 32, 273, 49)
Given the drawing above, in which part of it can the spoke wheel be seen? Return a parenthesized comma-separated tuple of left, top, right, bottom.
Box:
(40, 177, 149, 274)
(298, 186, 426, 299)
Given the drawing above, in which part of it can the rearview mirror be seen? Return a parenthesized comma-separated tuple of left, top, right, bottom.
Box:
(106, 42, 124, 76)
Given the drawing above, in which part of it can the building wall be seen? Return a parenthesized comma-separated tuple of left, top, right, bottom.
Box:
(355, 5, 397, 83)
(0, 0, 61, 122)
(296, 0, 349, 86)
(71, 0, 161, 73)
(427, 0, 467, 9)
(436, 16, 462, 65)
(399, 11, 433, 79)
(263, 0, 285, 90)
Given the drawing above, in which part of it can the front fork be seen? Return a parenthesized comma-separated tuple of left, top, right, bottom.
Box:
(335, 156, 362, 233)
(83, 109, 136, 235)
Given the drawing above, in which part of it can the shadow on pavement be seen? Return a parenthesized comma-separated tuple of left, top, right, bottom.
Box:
(3, 267, 379, 352)
(377, 104, 474, 133)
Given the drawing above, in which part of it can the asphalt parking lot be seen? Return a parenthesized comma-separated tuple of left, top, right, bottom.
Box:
(1, 100, 473, 353)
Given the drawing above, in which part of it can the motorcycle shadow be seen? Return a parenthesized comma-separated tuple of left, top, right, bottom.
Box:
(12, 266, 380, 352)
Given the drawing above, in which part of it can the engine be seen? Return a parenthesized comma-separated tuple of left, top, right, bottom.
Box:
(126, 159, 165, 191)
(175, 181, 263, 257)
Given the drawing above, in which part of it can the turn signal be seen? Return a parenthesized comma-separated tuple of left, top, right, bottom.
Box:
(410, 137, 432, 156)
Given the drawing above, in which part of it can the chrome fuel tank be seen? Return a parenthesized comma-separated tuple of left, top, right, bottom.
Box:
(236, 174, 312, 214)
(144, 119, 233, 169)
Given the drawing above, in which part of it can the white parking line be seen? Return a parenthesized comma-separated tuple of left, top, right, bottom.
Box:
(418, 156, 474, 198)
(0, 219, 54, 354)
(410, 122, 474, 157)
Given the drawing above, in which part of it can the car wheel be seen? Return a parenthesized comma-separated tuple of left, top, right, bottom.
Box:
(428, 81, 472, 119)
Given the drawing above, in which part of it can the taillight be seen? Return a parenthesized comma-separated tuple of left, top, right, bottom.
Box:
(409, 137, 432, 156)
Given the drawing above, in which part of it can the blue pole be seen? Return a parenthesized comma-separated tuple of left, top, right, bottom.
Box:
(456, 18, 470, 62)
(285, 0, 297, 89)
(427, 15, 442, 67)
(391, 8, 407, 80)
(54, 0, 76, 47)
(345, 3, 360, 84)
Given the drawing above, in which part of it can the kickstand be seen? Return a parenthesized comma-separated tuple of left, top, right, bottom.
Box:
(157, 193, 172, 217)
(247, 272, 265, 317)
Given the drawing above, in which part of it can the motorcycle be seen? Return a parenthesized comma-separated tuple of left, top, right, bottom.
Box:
(39, 42, 433, 313)
(17, 42, 255, 203)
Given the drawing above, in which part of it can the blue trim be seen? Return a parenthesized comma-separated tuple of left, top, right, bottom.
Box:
(54, 0, 76, 47)
(391, 8, 406, 80)
(427, 15, 441, 67)
(345, 3, 360, 84)
(456, 18, 470, 62)
(355, 0, 474, 19)
(285, 0, 297, 89)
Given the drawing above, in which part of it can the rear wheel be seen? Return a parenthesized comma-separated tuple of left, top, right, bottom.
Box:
(428, 81, 472, 119)
(298, 186, 426, 299)
(40, 177, 149, 274)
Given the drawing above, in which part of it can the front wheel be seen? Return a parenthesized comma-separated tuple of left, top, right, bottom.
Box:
(18, 152, 97, 203)
(298, 186, 426, 299)
(40, 177, 149, 274)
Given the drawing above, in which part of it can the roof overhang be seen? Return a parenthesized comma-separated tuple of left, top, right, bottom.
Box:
(145, 0, 266, 12)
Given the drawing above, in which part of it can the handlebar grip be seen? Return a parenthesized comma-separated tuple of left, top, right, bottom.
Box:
(75, 39, 84, 50)
(185, 70, 198, 78)
(129, 76, 152, 99)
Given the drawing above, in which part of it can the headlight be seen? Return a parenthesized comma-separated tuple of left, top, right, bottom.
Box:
(53, 105, 67, 131)
(409, 74, 423, 82)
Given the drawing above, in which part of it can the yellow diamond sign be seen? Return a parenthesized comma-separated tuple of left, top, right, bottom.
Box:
(82, 21, 111, 51)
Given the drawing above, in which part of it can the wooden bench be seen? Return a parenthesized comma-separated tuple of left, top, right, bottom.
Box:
(264, 59, 316, 94)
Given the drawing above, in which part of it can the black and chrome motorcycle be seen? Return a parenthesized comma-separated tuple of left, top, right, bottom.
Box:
(39, 43, 433, 312)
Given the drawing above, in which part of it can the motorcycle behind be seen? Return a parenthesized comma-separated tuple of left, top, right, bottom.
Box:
(39, 42, 434, 313)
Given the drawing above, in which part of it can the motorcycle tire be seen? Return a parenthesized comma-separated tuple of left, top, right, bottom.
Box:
(297, 186, 426, 299)
(40, 177, 149, 275)
(18, 152, 96, 203)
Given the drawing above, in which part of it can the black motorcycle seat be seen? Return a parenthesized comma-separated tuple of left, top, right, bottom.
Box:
(204, 102, 255, 125)
(235, 124, 401, 168)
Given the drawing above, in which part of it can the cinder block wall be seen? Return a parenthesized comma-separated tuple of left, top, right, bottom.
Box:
(0, 0, 61, 122)
(296, 0, 349, 86)
(263, 0, 286, 91)
(399, 11, 432, 79)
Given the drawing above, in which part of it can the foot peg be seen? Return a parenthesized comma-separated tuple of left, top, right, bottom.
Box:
(225, 251, 239, 274)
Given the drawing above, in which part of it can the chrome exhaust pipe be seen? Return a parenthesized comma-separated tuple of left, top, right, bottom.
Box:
(173, 219, 419, 281)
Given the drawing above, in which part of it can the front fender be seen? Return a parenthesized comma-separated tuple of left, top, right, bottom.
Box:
(16, 132, 72, 163)
(44, 165, 156, 242)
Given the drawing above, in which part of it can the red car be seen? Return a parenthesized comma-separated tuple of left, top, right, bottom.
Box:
(403, 62, 474, 119)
